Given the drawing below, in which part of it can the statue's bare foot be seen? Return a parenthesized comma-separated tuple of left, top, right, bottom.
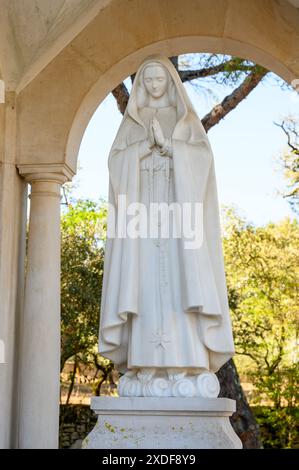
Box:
(137, 367, 156, 383)
(167, 368, 187, 381)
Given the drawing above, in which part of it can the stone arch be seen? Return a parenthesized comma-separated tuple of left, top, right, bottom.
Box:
(17, 0, 299, 175)
(65, 37, 297, 172)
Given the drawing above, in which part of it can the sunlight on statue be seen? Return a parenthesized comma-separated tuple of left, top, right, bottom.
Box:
(98, 55, 235, 398)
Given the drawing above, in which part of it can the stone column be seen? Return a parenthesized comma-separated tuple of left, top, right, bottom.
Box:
(17, 167, 71, 449)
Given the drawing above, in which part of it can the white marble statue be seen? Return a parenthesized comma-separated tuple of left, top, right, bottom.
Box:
(98, 55, 235, 398)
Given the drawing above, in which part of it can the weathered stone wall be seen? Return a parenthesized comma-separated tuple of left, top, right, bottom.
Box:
(59, 404, 97, 449)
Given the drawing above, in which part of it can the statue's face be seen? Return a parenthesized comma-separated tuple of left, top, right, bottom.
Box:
(143, 64, 168, 99)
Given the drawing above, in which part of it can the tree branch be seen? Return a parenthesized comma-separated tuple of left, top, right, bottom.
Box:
(180, 59, 256, 82)
(202, 67, 268, 132)
(283, 187, 299, 199)
(62, 186, 69, 207)
(111, 59, 268, 128)
(111, 82, 130, 115)
(274, 121, 299, 152)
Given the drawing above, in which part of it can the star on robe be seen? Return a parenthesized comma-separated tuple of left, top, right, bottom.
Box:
(151, 330, 171, 349)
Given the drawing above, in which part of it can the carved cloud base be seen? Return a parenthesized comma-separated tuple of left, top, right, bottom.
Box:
(82, 397, 243, 449)
(118, 369, 220, 398)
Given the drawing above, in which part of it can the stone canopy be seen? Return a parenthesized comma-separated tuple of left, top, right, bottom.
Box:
(0, 0, 298, 449)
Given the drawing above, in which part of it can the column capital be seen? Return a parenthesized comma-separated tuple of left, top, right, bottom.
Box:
(17, 163, 75, 184)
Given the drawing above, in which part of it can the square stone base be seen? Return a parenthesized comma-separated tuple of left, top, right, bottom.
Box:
(82, 397, 242, 449)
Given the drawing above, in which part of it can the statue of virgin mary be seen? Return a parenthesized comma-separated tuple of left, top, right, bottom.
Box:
(98, 55, 235, 398)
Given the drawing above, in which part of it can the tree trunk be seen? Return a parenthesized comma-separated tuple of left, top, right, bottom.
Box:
(217, 359, 262, 448)
(95, 377, 106, 396)
(202, 68, 267, 132)
(66, 357, 77, 405)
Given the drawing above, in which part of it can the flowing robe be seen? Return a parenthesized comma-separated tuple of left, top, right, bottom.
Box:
(99, 57, 235, 374)
(127, 105, 210, 371)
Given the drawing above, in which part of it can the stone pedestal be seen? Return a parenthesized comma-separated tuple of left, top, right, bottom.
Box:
(82, 397, 242, 449)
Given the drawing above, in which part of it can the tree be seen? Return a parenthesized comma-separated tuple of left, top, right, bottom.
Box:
(275, 117, 299, 214)
(60, 200, 106, 401)
(223, 210, 298, 379)
(112, 53, 268, 129)
(222, 208, 299, 447)
(110, 52, 270, 448)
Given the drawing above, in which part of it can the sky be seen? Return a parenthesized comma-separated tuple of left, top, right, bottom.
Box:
(72, 65, 299, 227)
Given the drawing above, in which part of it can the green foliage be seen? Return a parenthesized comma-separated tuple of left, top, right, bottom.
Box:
(222, 208, 299, 447)
(78, 351, 117, 397)
(253, 406, 299, 449)
(60, 199, 107, 370)
(60, 197, 298, 446)
(179, 53, 263, 86)
(178, 53, 271, 105)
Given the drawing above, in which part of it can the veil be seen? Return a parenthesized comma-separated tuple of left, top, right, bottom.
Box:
(109, 55, 210, 156)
